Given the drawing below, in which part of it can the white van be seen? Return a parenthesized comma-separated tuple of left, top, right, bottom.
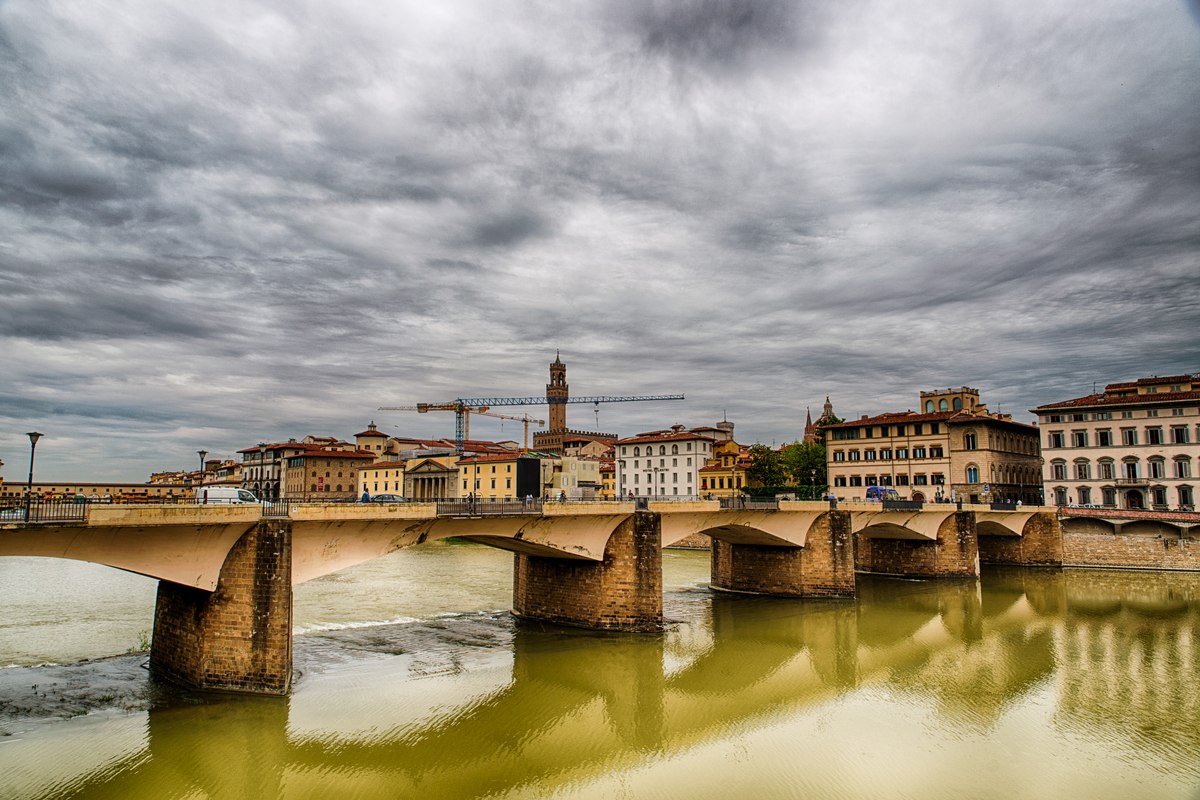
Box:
(194, 487, 260, 505)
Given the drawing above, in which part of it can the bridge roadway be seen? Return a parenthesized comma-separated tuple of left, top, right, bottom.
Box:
(0, 500, 1061, 695)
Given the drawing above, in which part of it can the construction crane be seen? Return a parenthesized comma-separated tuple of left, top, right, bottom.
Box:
(379, 394, 684, 454)
(473, 409, 545, 450)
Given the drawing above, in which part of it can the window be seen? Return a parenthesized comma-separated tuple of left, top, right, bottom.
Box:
(939, 399, 949, 411)
(1147, 409, 1159, 417)
(896, 475, 909, 486)
(932, 474, 946, 485)
(967, 465, 980, 483)
(1146, 427, 1164, 445)
(1149, 459, 1166, 479)
(1095, 412, 1112, 421)
(1078, 487, 1091, 505)
(914, 474, 928, 485)
(672, 445, 678, 455)
(1121, 428, 1138, 446)
(1174, 458, 1191, 479)
(834, 476, 847, 487)
(1152, 487, 1167, 507)
(1102, 487, 1116, 506)
(1072, 430, 1088, 447)
(1180, 486, 1194, 507)
(913, 447, 926, 459)
(833, 451, 846, 462)
(953, 398, 963, 411)
(1054, 487, 1067, 505)
(849, 476, 863, 487)
(1047, 432, 1064, 448)
(930, 446, 944, 458)
(1050, 461, 1066, 481)
(930, 422, 941, 434)
(1097, 429, 1113, 447)
(1122, 411, 1134, 419)
(633, 447, 640, 457)
(1074, 460, 1091, 480)
(1173, 408, 1185, 416)
(849, 450, 861, 461)
(1171, 426, 1189, 444)
(925, 400, 934, 412)
(880, 448, 892, 460)
(895, 448, 908, 460)
(1098, 460, 1115, 480)
(1123, 461, 1139, 480)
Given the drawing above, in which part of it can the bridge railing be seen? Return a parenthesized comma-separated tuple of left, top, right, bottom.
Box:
(719, 497, 779, 510)
(438, 498, 544, 516)
(0, 499, 89, 523)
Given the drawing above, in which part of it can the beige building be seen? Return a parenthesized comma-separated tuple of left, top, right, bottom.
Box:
(284, 448, 375, 500)
(825, 387, 1041, 504)
(1032, 374, 1198, 510)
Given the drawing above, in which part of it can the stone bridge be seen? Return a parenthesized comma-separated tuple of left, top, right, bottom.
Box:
(0, 500, 1059, 695)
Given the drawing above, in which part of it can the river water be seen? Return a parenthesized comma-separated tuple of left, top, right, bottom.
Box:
(1, 542, 1198, 799)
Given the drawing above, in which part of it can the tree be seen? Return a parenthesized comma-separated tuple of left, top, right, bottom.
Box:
(780, 441, 827, 497)
(745, 443, 787, 487)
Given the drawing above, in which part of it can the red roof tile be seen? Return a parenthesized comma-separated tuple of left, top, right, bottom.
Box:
(1034, 389, 1200, 411)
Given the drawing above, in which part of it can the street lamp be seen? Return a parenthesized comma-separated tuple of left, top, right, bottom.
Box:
(810, 468, 817, 501)
(197, 449, 207, 493)
(25, 431, 42, 523)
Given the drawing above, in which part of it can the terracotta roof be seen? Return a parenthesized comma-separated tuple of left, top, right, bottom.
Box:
(617, 431, 716, 445)
(288, 449, 375, 461)
(1034, 389, 1200, 411)
(458, 453, 539, 464)
(823, 411, 958, 428)
(355, 429, 388, 438)
(355, 460, 406, 470)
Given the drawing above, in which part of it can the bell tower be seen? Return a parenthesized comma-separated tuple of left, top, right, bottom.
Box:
(547, 351, 568, 431)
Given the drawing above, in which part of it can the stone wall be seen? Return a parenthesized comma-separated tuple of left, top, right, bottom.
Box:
(1062, 526, 1200, 572)
(513, 511, 662, 631)
(150, 520, 293, 694)
(710, 511, 855, 597)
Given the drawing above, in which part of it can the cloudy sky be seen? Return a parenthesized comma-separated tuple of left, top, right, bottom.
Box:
(2, 0, 1198, 482)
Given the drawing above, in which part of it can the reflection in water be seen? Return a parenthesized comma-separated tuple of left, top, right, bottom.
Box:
(3, 557, 1200, 799)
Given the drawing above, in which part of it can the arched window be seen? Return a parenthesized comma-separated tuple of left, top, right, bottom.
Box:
(1074, 459, 1091, 480)
(966, 464, 980, 483)
(964, 433, 977, 450)
(672, 445, 679, 455)
(925, 400, 934, 412)
(634, 447, 640, 457)
(953, 397, 963, 411)
(1175, 457, 1192, 479)
(1050, 460, 1066, 481)
(1148, 458, 1166, 479)
(939, 399, 949, 411)
(1098, 458, 1115, 480)
(660, 445, 667, 456)
(1122, 458, 1139, 480)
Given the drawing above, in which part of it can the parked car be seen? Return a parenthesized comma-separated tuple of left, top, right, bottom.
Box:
(370, 494, 407, 503)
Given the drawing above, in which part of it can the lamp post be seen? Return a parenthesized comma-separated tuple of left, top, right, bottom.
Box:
(810, 468, 817, 501)
(197, 450, 207, 502)
(25, 431, 42, 523)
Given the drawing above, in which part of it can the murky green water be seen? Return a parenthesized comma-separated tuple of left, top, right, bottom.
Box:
(2, 543, 1198, 799)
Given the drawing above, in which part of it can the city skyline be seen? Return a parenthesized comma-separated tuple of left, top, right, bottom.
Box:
(2, 1, 1199, 481)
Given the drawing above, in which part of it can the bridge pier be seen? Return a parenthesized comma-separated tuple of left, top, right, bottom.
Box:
(978, 512, 1064, 566)
(856, 511, 980, 579)
(710, 511, 856, 598)
(513, 511, 662, 632)
(150, 520, 293, 695)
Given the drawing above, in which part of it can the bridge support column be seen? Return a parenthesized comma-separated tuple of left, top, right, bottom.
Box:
(856, 511, 979, 579)
(513, 511, 662, 632)
(150, 520, 293, 695)
(979, 513, 1064, 566)
(710, 511, 856, 598)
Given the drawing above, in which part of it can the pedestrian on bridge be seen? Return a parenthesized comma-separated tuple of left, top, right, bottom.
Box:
(361, 489, 370, 503)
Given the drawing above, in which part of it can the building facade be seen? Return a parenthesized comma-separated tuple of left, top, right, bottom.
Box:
(1032, 374, 1198, 510)
(615, 426, 715, 498)
(825, 387, 1041, 504)
(283, 449, 375, 500)
(698, 439, 749, 498)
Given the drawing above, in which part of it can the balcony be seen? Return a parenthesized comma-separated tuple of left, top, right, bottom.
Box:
(1114, 477, 1149, 486)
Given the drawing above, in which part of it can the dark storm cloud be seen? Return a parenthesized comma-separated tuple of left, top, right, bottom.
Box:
(0, 0, 1198, 480)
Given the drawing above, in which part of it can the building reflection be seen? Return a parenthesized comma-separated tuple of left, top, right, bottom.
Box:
(48, 568, 1200, 798)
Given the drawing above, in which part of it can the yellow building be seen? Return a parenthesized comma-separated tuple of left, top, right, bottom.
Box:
(699, 440, 748, 498)
(458, 453, 542, 499)
(357, 461, 407, 497)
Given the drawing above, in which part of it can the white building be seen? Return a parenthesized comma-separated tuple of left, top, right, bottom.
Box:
(615, 425, 715, 498)
(1032, 374, 1198, 510)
